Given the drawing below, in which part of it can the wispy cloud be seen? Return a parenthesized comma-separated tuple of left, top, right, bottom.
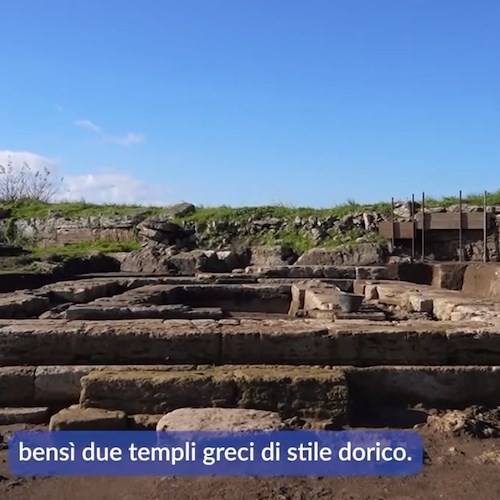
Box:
(106, 132, 145, 146)
(74, 119, 101, 133)
(73, 118, 145, 147)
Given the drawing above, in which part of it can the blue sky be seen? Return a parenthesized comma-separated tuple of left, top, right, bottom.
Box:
(1, 0, 499, 206)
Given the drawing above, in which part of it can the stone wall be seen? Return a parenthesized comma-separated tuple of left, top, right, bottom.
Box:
(0, 215, 145, 246)
(1, 202, 499, 262)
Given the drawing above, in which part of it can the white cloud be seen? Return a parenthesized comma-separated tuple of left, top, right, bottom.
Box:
(0, 150, 57, 172)
(73, 118, 145, 147)
(74, 119, 101, 133)
(1, 150, 168, 205)
(58, 172, 168, 204)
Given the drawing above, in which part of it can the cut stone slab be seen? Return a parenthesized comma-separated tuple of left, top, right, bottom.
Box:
(432, 263, 468, 290)
(244, 266, 355, 279)
(34, 365, 98, 404)
(0, 407, 49, 425)
(0, 367, 35, 406)
(49, 406, 127, 430)
(38, 279, 126, 303)
(64, 304, 224, 320)
(0, 293, 50, 319)
(296, 244, 388, 267)
(304, 288, 337, 311)
(335, 308, 387, 321)
(364, 284, 379, 300)
(3, 317, 500, 367)
(156, 408, 284, 431)
(288, 283, 307, 316)
(249, 245, 296, 267)
(355, 267, 389, 280)
(462, 263, 500, 299)
(408, 294, 434, 314)
(346, 366, 500, 408)
(79, 366, 348, 422)
(33, 365, 197, 405)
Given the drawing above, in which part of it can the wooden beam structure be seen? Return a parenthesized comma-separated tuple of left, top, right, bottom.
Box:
(379, 212, 495, 240)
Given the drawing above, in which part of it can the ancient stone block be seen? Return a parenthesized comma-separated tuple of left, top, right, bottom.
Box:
(0, 367, 36, 405)
(80, 366, 349, 422)
(355, 266, 389, 280)
(296, 243, 388, 266)
(346, 366, 500, 407)
(80, 370, 238, 415)
(34, 366, 99, 404)
(364, 284, 379, 300)
(408, 294, 433, 314)
(249, 245, 297, 267)
(0, 293, 50, 319)
(156, 408, 284, 431)
(432, 263, 468, 290)
(49, 406, 128, 430)
(0, 407, 49, 425)
(233, 367, 348, 422)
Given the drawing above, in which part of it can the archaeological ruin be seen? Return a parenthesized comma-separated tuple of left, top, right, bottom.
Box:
(2, 243, 500, 435)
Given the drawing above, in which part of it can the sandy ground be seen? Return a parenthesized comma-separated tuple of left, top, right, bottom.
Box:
(1, 427, 500, 500)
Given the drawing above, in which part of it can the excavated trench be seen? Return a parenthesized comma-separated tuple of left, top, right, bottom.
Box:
(1, 262, 500, 432)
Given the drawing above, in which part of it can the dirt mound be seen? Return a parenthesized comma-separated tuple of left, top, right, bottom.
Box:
(426, 406, 500, 438)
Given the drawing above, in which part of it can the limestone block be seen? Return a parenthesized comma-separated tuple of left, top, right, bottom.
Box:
(156, 408, 284, 431)
(346, 366, 500, 407)
(355, 266, 389, 280)
(364, 284, 379, 300)
(34, 366, 98, 404)
(80, 366, 349, 422)
(289, 283, 307, 316)
(0, 407, 49, 425)
(0, 367, 36, 405)
(408, 294, 433, 314)
(0, 293, 50, 318)
(49, 406, 127, 430)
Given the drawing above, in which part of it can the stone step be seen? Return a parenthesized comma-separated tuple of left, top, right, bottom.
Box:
(3, 365, 500, 416)
(63, 304, 224, 320)
(78, 365, 500, 417)
(79, 366, 348, 422)
(1, 318, 500, 366)
(0, 407, 49, 425)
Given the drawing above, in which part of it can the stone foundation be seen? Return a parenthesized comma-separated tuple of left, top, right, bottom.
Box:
(2, 263, 500, 430)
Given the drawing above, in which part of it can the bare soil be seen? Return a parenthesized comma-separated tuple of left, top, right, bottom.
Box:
(1, 426, 500, 500)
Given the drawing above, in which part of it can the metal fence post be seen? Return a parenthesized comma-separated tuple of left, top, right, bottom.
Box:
(411, 194, 415, 261)
(421, 191, 425, 261)
(484, 190, 488, 263)
(458, 190, 463, 262)
(391, 197, 395, 252)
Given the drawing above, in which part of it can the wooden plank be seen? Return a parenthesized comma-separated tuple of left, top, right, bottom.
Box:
(415, 212, 493, 230)
(379, 212, 495, 240)
(378, 221, 414, 239)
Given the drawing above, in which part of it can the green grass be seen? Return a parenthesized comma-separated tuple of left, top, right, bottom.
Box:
(28, 240, 141, 257)
(239, 227, 384, 253)
(0, 240, 141, 272)
(4, 200, 164, 219)
(173, 190, 500, 224)
(423, 190, 500, 207)
(172, 202, 392, 224)
(2, 189, 500, 221)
